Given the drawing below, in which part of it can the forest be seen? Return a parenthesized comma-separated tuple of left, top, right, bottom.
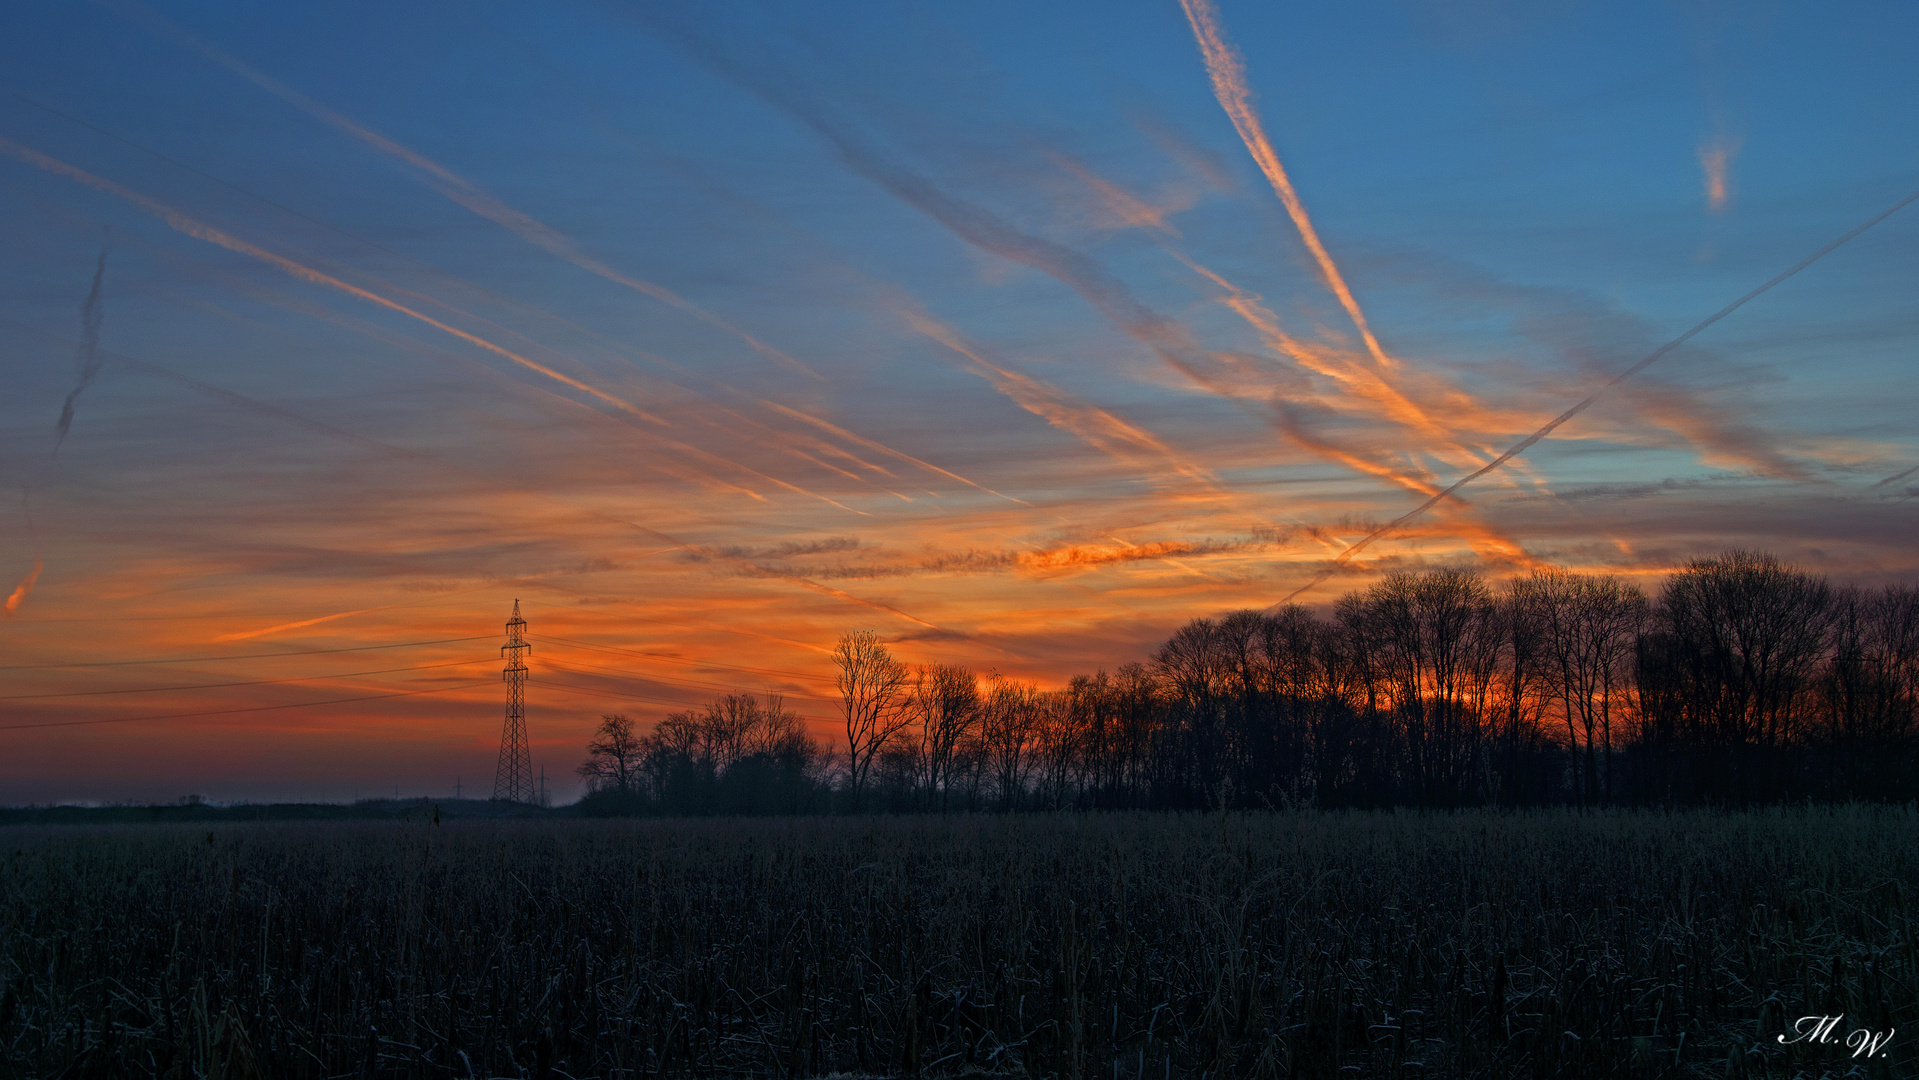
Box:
(576, 550, 1919, 816)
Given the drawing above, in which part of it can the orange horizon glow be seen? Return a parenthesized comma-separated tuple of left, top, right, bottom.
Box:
(4, 3, 1913, 805)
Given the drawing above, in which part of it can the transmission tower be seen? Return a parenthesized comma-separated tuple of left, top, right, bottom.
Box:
(493, 599, 534, 803)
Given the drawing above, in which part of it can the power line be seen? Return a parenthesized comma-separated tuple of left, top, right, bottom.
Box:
(0, 635, 495, 672)
(537, 678, 712, 710)
(0, 657, 491, 701)
(538, 677, 832, 723)
(533, 634, 833, 685)
(542, 656, 834, 701)
(0, 680, 494, 732)
(1277, 183, 1919, 604)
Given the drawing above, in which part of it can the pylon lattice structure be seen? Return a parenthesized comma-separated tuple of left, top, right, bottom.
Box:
(493, 599, 534, 803)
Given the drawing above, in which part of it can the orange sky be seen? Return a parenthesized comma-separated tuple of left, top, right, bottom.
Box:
(3, 1, 1916, 803)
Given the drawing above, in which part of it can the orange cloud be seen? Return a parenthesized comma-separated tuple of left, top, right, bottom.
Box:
(4, 559, 42, 616)
(1045, 150, 1184, 236)
(1698, 135, 1740, 214)
(1046, 155, 1507, 479)
(1017, 541, 1203, 574)
(211, 607, 383, 643)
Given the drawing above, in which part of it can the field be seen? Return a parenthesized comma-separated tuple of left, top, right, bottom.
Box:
(1, 810, 1912, 1079)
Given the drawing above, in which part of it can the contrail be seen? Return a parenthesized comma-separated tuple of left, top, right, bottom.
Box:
(1275, 408, 1441, 498)
(1169, 246, 1476, 452)
(212, 606, 384, 643)
(25, 320, 959, 635)
(688, 404, 916, 502)
(1871, 464, 1916, 488)
(110, 0, 823, 381)
(1047, 141, 1529, 516)
(0, 137, 670, 426)
(0, 109, 920, 510)
(898, 303, 1220, 489)
(678, 30, 1492, 523)
(1043, 157, 1533, 545)
(647, 20, 1258, 408)
(7, 87, 725, 394)
(760, 401, 1033, 506)
(1046, 148, 1513, 485)
(1276, 185, 1919, 603)
(1178, 0, 1398, 373)
(53, 245, 108, 452)
(1, 139, 885, 515)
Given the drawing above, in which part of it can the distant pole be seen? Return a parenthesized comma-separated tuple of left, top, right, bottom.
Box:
(455, 776, 462, 799)
(493, 599, 534, 803)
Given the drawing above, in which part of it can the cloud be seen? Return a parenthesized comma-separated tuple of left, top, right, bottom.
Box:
(111, 0, 823, 381)
(0, 137, 669, 426)
(895, 301, 1218, 488)
(1272, 186, 1919, 601)
(53, 245, 108, 451)
(1698, 136, 1740, 214)
(3, 559, 42, 616)
(1176, 0, 1396, 373)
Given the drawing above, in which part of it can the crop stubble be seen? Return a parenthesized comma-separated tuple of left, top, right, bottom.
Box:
(0, 808, 1913, 1078)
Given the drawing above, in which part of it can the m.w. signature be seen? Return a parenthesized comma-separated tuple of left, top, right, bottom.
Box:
(1779, 1015, 1894, 1059)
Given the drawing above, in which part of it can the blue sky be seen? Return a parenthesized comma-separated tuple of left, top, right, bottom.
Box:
(1, 0, 1915, 802)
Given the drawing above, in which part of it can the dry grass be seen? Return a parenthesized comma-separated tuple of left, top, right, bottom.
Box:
(1, 808, 1913, 1078)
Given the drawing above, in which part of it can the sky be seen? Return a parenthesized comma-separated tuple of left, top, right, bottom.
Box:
(1, 0, 1915, 805)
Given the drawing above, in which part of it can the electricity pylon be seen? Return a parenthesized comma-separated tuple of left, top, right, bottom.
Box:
(493, 599, 533, 803)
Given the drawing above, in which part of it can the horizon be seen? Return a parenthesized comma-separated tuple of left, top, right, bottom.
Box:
(3, 0, 1916, 805)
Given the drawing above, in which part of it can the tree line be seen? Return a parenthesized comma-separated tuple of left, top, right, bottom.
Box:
(576, 550, 1919, 814)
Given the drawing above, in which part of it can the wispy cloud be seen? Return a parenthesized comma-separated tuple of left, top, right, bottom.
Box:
(53, 245, 108, 452)
(110, 0, 823, 381)
(0, 137, 669, 425)
(1698, 136, 1739, 214)
(3, 559, 41, 617)
(896, 301, 1218, 489)
(4, 3, 1913, 800)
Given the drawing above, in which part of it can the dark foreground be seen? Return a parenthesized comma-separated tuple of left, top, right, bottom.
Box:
(0, 810, 1911, 1079)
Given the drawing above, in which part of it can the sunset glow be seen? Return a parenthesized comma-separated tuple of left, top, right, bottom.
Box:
(3, 1, 1915, 804)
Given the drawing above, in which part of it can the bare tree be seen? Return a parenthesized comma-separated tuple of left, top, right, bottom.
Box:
(835, 631, 914, 808)
(1032, 689, 1081, 809)
(1511, 568, 1648, 806)
(980, 674, 1044, 810)
(1658, 550, 1833, 803)
(1340, 570, 1500, 805)
(577, 714, 643, 793)
(913, 664, 981, 811)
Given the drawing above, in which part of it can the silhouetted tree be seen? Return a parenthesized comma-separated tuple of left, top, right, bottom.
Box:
(835, 631, 914, 810)
(577, 714, 643, 793)
(583, 550, 1919, 815)
(1655, 550, 1833, 803)
(980, 674, 1043, 810)
(1514, 569, 1648, 806)
(912, 664, 981, 811)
